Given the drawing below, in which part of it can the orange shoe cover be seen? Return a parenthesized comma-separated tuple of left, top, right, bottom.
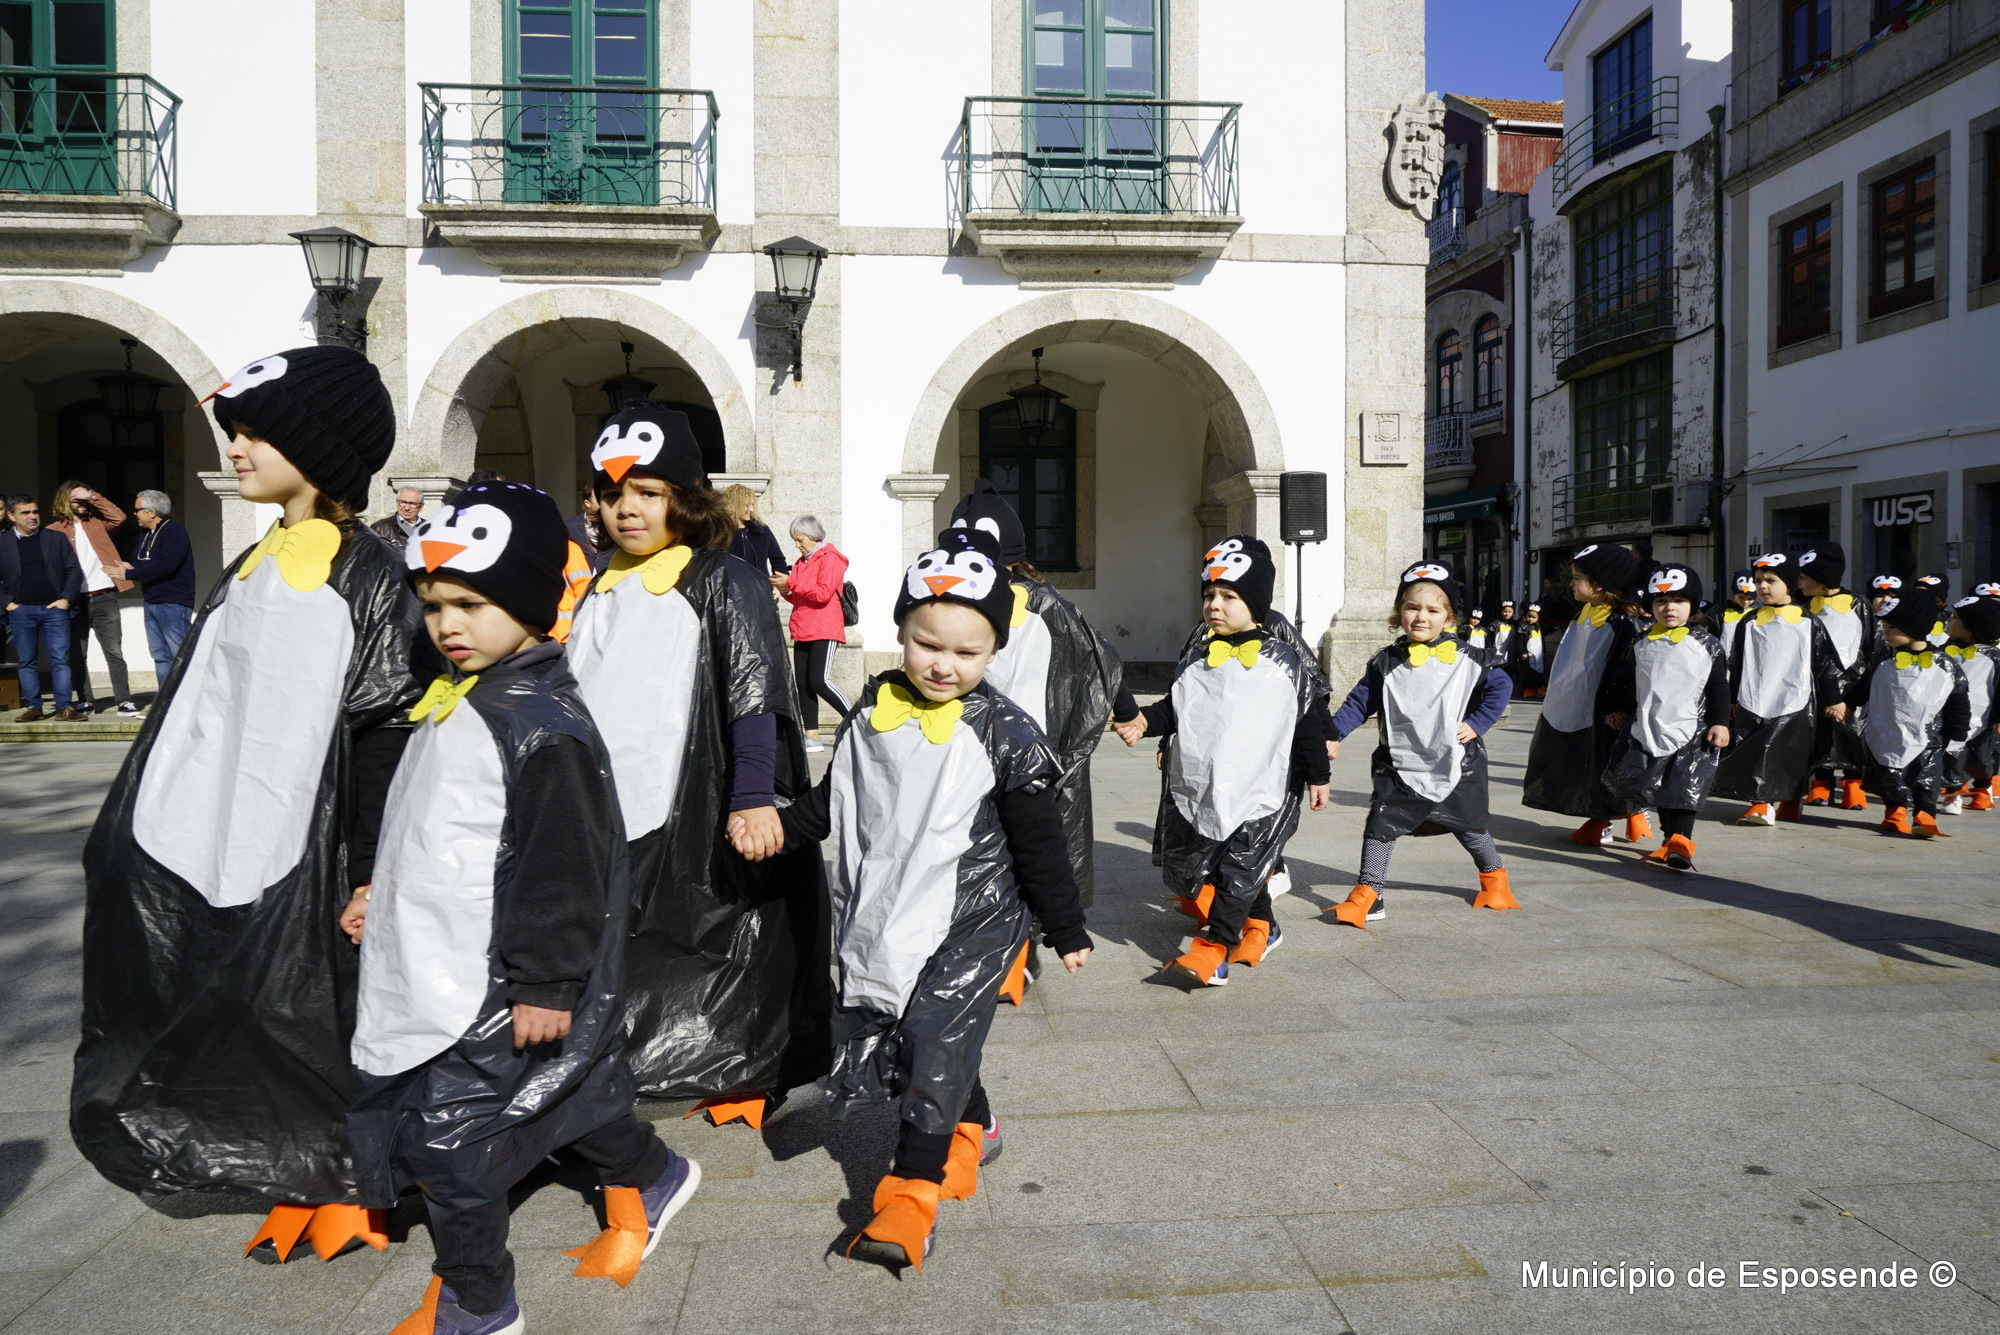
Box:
(1807, 779, 1832, 804)
(1972, 789, 1996, 811)
(389, 1278, 444, 1335)
(1331, 885, 1377, 929)
(998, 940, 1031, 1006)
(303, 1204, 388, 1261)
(1736, 803, 1771, 825)
(1879, 807, 1912, 835)
(244, 1203, 315, 1262)
(563, 1185, 650, 1287)
(1228, 919, 1273, 966)
(1170, 883, 1216, 926)
(687, 1093, 766, 1130)
(1663, 834, 1697, 869)
(1625, 813, 1653, 842)
(1913, 811, 1947, 839)
(847, 1176, 940, 1272)
(1840, 780, 1868, 810)
(1471, 869, 1521, 909)
(1565, 820, 1610, 845)
(940, 1122, 984, 1201)
(1775, 799, 1803, 822)
(1163, 937, 1228, 984)
(1641, 844, 1671, 865)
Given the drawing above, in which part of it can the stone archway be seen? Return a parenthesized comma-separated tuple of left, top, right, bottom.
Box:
(410, 287, 756, 488)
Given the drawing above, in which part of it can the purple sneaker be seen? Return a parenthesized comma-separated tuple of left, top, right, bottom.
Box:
(432, 1285, 523, 1335)
(636, 1150, 703, 1258)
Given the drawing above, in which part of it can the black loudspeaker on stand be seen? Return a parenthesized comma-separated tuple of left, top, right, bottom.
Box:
(1279, 471, 1327, 627)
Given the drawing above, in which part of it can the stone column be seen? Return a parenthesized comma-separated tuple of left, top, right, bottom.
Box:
(1214, 468, 1287, 608)
(198, 471, 268, 558)
(887, 473, 951, 572)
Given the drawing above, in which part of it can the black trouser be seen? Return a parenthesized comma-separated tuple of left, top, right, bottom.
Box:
(1199, 882, 1275, 949)
(793, 639, 850, 730)
(427, 1112, 669, 1315)
(67, 590, 129, 706)
(891, 1081, 991, 1185)
(1659, 808, 1698, 839)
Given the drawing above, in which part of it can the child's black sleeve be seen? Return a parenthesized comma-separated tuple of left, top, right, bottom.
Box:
(1590, 618, 1639, 721)
(995, 786, 1090, 956)
(779, 768, 834, 846)
(1943, 667, 1972, 744)
(347, 725, 410, 888)
(1111, 682, 1140, 723)
(1601, 643, 1639, 717)
(1703, 648, 1730, 723)
(501, 737, 615, 1011)
(1290, 707, 1330, 784)
(1138, 695, 1177, 737)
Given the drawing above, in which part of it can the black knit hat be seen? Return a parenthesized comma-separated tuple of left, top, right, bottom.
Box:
(945, 478, 1027, 566)
(1203, 535, 1276, 625)
(1642, 563, 1705, 609)
(1569, 543, 1638, 597)
(1732, 568, 1758, 597)
(1972, 580, 2000, 600)
(406, 481, 569, 633)
(1878, 589, 1939, 643)
(1395, 561, 1462, 621)
(209, 347, 394, 511)
(1751, 550, 1804, 597)
(1870, 574, 1904, 595)
(1500, 600, 1516, 617)
(590, 401, 704, 491)
(895, 528, 1013, 649)
(1915, 573, 1948, 602)
(1796, 543, 1846, 590)
(1952, 596, 2000, 644)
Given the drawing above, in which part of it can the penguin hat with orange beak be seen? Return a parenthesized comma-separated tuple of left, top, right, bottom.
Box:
(894, 528, 1015, 649)
(1204, 536, 1277, 624)
(406, 481, 570, 634)
(589, 401, 706, 493)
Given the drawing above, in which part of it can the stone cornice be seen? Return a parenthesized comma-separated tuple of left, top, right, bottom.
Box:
(960, 212, 1245, 289)
(0, 196, 180, 276)
(419, 202, 722, 283)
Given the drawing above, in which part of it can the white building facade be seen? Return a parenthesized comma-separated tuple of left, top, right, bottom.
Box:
(0, 0, 1434, 692)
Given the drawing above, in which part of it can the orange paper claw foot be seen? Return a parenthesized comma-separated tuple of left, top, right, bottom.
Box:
(1228, 919, 1274, 966)
(1878, 807, 1912, 836)
(245, 1203, 315, 1262)
(1169, 883, 1216, 926)
(1913, 811, 1947, 839)
(1564, 820, 1610, 845)
(1841, 780, 1868, 810)
(998, 940, 1031, 1006)
(305, 1203, 389, 1261)
(1471, 869, 1520, 910)
(388, 1277, 443, 1335)
(563, 1185, 650, 1288)
(940, 1122, 984, 1201)
(688, 1093, 767, 1130)
(1775, 799, 1803, 822)
(1331, 885, 1377, 929)
(1625, 813, 1652, 842)
(847, 1176, 939, 1273)
(1162, 937, 1228, 986)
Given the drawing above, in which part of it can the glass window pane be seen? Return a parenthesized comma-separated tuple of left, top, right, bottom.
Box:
(593, 13, 646, 80)
(1103, 33, 1154, 94)
(520, 13, 573, 78)
(53, 2, 106, 66)
(1034, 29, 1082, 90)
(1104, 0, 1153, 29)
(0, 4, 32, 66)
(1035, 1, 1082, 24)
(1035, 457, 1068, 491)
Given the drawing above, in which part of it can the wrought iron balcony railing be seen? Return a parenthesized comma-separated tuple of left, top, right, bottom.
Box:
(1426, 207, 1466, 266)
(1551, 75, 1677, 198)
(958, 96, 1240, 217)
(1553, 270, 1677, 364)
(419, 84, 717, 208)
(0, 72, 180, 208)
(1552, 460, 1669, 530)
(1425, 412, 1473, 472)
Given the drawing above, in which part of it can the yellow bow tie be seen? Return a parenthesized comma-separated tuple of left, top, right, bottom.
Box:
(1206, 637, 1263, 670)
(1755, 604, 1804, 625)
(238, 518, 340, 593)
(1809, 593, 1854, 616)
(410, 673, 480, 724)
(1577, 604, 1613, 628)
(1406, 639, 1459, 666)
(1009, 582, 1031, 628)
(1647, 625, 1690, 642)
(1944, 644, 1977, 661)
(869, 682, 963, 744)
(1895, 650, 1934, 670)
(596, 543, 692, 596)
(1723, 608, 1745, 623)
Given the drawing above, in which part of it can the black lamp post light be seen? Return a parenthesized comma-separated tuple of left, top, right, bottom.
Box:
(1007, 347, 1066, 445)
(761, 235, 826, 383)
(601, 341, 657, 416)
(290, 226, 376, 352)
(92, 338, 162, 433)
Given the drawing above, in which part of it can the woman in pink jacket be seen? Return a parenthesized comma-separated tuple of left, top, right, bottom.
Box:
(781, 514, 849, 753)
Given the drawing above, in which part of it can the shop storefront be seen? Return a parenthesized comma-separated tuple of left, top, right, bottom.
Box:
(1423, 485, 1512, 614)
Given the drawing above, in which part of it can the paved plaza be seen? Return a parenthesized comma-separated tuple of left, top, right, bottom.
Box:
(4, 702, 2000, 1334)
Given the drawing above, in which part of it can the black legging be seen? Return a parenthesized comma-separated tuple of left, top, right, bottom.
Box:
(1659, 808, 1698, 838)
(794, 639, 851, 731)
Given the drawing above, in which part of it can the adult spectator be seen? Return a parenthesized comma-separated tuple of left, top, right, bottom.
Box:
(48, 480, 135, 716)
(125, 489, 196, 689)
(723, 484, 790, 582)
(369, 486, 424, 555)
(1, 494, 84, 722)
(780, 514, 849, 753)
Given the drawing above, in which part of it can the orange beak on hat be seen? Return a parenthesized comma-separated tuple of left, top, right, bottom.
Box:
(1206, 564, 1229, 581)
(420, 540, 466, 572)
(602, 456, 640, 483)
(923, 574, 963, 596)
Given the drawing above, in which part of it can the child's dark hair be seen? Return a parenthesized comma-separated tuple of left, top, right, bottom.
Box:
(1009, 559, 1045, 583)
(1574, 575, 1640, 618)
(593, 474, 733, 553)
(1386, 578, 1458, 629)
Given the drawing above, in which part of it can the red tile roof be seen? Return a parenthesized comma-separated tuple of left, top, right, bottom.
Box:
(1453, 96, 1565, 125)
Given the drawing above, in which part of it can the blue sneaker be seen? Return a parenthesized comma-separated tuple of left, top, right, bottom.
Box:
(433, 1285, 523, 1335)
(637, 1150, 703, 1258)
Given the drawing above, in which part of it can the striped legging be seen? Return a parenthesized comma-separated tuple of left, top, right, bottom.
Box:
(1358, 829, 1502, 891)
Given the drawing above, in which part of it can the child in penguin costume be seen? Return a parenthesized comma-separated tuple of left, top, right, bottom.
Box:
(564, 402, 829, 1128)
(1520, 543, 1645, 846)
(1720, 570, 1759, 660)
(1915, 575, 1951, 645)
(1487, 600, 1518, 668)
(1114, 537, 1331, 986)
(1942, 596, 2000, 813)
(753, 527, 1092, 1272)
(1600, 565, 1730, 871)
(1509, 602, 1548, 697)
(72, 347, 422, 1262)
(1869, 574, 1903, 615)
(1712, 552, 1850, 825)
(346, 482, 698, 1335)
(1796, 544, 1876, 811)
(1321, 563, 1517, 926)
(1858, 589, 1971, 838)
(943, 479, 1137, 998)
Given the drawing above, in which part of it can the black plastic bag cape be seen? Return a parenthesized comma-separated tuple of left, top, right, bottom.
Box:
(1810, 597, 1877, 772)
(1860, 651, 1970, 814)
(1357, 643, 1497, 842)
(1713, 614, 1843, 803)
(1604, 631, 1727, 814)
(345, 647, 633, 1212)
(73, 527, 420, 1202)
(1521, 615, 1638, 820)
(984, 577, 1124, 907)
(572, 549, 830, 1100)
(823, 675, 1051, 1136)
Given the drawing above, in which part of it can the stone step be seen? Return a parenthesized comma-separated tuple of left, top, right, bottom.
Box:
(0, 717, 142, 743)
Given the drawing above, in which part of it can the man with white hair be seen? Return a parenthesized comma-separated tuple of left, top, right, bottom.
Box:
(124, 489, 195, 690)
(368, 486, 425, 555)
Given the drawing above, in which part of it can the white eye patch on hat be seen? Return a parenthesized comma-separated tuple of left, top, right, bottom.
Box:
(1204, 538, 1251, 583)
(951, 516, 1004, 540)
(1649, 568, 1690, 594)
(1974, 582, 2000, 597)
(908, 544, 999, 602)
(590, 419, 666, 484)
(1872, 575, 1903, 591)
(1402, 562, 1452, 584)
(210, 354, 289, 401)
(408, 503, 515, 574)
(1754, 552, 1788, 569)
